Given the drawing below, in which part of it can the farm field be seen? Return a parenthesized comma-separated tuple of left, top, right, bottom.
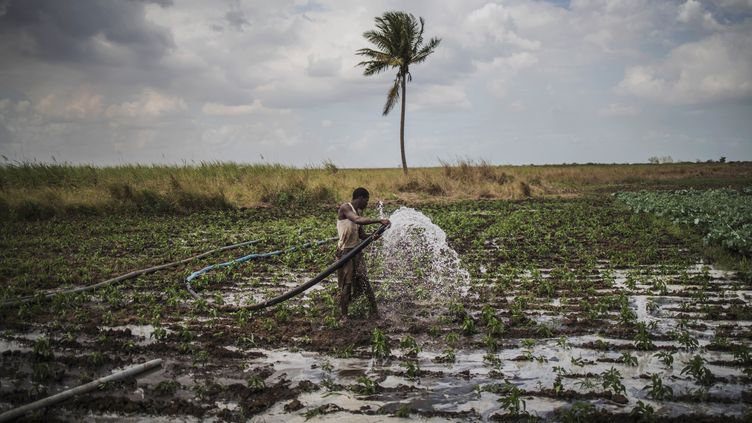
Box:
(1, 191, 751, 421)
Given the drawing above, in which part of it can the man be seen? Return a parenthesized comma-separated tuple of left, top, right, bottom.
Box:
(336, 187, 390, 321)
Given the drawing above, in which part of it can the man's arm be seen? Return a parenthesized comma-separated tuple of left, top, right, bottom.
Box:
(341, 205, 389, 227)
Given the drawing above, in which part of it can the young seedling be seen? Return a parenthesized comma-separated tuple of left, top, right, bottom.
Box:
(552, 366, 568, 396)
(675, 330, 699, 350)
(435, 347, 456, 364)
(401, 360, 421, 380)
(487, 317, 505, 338)
(558, 401, 598, 422)
(444, 331, 460, 345)
(654, 350, 674, 368)
(557, 336, 571, 350)
(399, 335, 421, 357)
(643, 373, 673, 400)
(601, 367, 626, 395)
(33, 337, 54, 360)
(633, 322, 655, 350)
(681, 355, 715, 386)
(620, 351, 638, 367)
(497, 383, 527, 416)
(461, 316, 476, 335)
(630, 400, 656, 422)
(371, 328, 391, 360)
(354, 375, 378, 395)
(481, 304, 496, 325)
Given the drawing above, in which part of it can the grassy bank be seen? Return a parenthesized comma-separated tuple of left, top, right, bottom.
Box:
(1, 160, 751, 219)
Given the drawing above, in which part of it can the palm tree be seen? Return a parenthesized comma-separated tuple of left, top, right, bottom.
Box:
(356, 11, 441, 174)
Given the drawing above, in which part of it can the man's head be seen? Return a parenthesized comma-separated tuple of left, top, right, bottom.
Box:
(352, 187, 369, 209)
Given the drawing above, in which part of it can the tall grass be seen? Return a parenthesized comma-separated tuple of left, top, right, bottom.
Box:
(1, 160, 750, 220)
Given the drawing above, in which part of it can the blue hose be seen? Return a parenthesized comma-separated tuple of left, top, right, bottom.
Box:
(185, 236, 338, 300)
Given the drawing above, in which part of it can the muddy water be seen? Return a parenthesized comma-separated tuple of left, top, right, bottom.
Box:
(241, 263, 750, 421)
(1, 262, 749, 421)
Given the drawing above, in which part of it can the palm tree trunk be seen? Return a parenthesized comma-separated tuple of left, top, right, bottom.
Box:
(400, 74, 407, 174)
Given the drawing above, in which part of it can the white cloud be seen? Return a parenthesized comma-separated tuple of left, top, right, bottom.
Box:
(1, 0, 750, 164)
(34, 90, 104, 121)
(202, 100, 263, 116)
(463, 3, 541, 51)
(598, 103, 639, 117)
(677, 0, 722, 30)
(714, 0, 752, 11)
(105, 89, 187, 119)
(617, 30, 752, 104)
(306, 54, 342, 77)
(475, 52, 539, 98)
(408, 83, 471, 112)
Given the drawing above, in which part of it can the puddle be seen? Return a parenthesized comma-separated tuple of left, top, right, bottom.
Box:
(242, 262, 751, 421)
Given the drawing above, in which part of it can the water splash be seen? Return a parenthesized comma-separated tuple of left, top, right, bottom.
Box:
(370, 206, 469, 302)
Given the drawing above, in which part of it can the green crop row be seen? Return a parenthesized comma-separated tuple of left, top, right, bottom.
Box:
(614, 188, 752, 255)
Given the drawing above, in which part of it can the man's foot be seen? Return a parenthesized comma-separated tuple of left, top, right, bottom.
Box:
(338, 315, 349, 325)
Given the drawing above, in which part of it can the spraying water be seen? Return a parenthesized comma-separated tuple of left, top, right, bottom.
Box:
(370, 203, 470, 303)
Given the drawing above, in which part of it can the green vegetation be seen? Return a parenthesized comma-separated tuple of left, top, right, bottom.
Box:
(615, 188, 752, 255)
(2, 161, 750, 220)
(1, 177, 751, 420)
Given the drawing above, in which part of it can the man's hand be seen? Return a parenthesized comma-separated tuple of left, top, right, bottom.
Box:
(373, 219, 390, 240)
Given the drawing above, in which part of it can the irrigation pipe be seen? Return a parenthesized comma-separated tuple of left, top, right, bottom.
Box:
(185, 236, 339, 300)
(0, 358, 163, 423)
(219, 224, 390, 312)
(1, 240, 260, 308)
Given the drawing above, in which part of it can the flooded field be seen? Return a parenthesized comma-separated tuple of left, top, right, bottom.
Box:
(1, 198, 750, 421)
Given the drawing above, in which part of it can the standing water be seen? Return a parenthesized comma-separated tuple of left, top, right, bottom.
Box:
(370, 204, 470, 302)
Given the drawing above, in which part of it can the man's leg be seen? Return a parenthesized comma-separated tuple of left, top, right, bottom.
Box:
(336, 249, 354, 318)
(353, 252, 378, 317)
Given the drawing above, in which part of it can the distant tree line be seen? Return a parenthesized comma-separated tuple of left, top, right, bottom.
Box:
(648, 156, 728, 164)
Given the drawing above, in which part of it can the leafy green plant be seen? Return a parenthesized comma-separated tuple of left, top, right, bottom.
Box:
(630, 400, 656, 422)
(557, 401, 596, 423)
(654, 350, 674, 368)
(434, 347, 456, 364)
(334, 343, 354, 359)
(633, 322, 655, 350)
(151, 326, 168, 341)
(401, 360, 421, 380)
(354, 375, 378, 395)
(643, 373, 673, 400)
(615, 189, 752, 255)
(246, 375, 266, 392)
(33, 337, 54, 360)
(154, 380, 180, 395)
(87, 351, 106, 367)
(486, 317, 505, 338)
(497, 382, 527, 416)
(552, 366, 567, 396)
(394, 403, 411, 417)
(461, 316, 476, 335)
(444, 331, 460, 344)
(399, 335, 421, 356)
(601, 367, 625, 395)
(675, 330, 699, 350)
(620, 351, 638, 367)
(681, 355, 715, 386)
(371, 328, 391, 360)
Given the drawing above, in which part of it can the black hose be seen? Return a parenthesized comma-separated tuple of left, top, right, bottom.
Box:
(0, 240, 260, 309)
(223, 223, 389, 312)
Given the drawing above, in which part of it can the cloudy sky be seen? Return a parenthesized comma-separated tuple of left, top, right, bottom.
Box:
(0, 0, 750, 167)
